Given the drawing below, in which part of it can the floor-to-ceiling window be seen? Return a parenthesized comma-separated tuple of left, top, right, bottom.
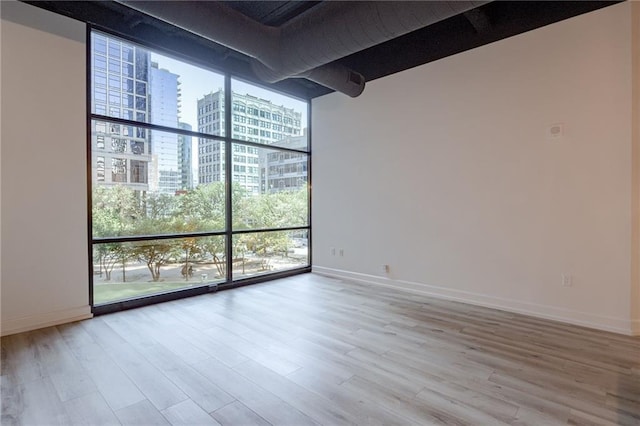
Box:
(89, 30, 310, 312)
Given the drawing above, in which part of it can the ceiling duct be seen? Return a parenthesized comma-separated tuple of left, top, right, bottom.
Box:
(119, 1, 488, 97)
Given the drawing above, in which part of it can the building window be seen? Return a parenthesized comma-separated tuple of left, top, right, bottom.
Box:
(111, 138, 126, 153)
(130, 140, 144, 154)
(90, 30, 310, 310)
(96, 156, 105, 182)
(111, 158, 127, 182)
(130, 160, 147, 183)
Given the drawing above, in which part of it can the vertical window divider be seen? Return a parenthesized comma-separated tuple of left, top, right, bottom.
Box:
(87, 24, 95, 307)
(307, 103, 313, 267)
(224, 75, 233, 283)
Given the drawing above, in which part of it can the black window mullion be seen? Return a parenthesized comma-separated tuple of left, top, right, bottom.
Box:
(224, 74, 233, 283)
(94, 230, 227, 245)
(307, 101, 313, 266)
(87, 25, 95, 308)
(89, 114, 227, 142)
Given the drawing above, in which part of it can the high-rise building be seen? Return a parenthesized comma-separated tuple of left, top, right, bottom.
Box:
(90, 32, 151, 192)
(260, 134, 308, 193)
(196, 90, 225, 186)
(197, 91, 303, 194)
(149, 62, 181, 194)
(178, 122, 194, 190)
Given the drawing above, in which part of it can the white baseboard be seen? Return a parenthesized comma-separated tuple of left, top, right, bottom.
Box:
(1, 305, 93, 336)
(313, 266, 638, 336)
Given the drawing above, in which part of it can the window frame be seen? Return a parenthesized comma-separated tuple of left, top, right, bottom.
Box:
(88, 27, 312, 315)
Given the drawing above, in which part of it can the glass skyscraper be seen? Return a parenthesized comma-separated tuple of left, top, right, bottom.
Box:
(91, 34, 186, 195)
(90, 32, 151, 192)
(149, 62, 181, 194)
(178, 122, 194, 190)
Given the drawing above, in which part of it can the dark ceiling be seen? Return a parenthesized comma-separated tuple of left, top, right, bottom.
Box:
(26, 1, 621, 100)
(223, 1, 323, 27)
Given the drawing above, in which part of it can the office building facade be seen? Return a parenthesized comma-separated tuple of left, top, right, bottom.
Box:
(178, 122, 194, 190)
(91, 32, 151, 192)
(149, 62, 181, 194)
(261, 134, 309, 193)
(197, 91, 304, 194)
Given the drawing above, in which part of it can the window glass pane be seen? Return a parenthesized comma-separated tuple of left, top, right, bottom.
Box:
(91, 31, 224, 136)
(109, 75, 120, 90)
(122, 63, 134, 77)
(93, 235, 225, 304)
(122, 45, 134, 62)
(93, 33, 107, 54)
(231, 144, 308, 230)
(108, 42, 120, 58)
(94, 55, 106, 71)
(232, 230, 308, 279)
(94, 71, 107, 87)
(135, 81, 146, 96)
(231, 79, 308, 151)
(91, 119, 224, 238)
(109, 58, 121, 74)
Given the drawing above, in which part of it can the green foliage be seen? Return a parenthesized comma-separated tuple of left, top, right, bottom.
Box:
(92, 185, 141, 237)
(178, 182, 226, 231)
(93, 243, 129, 281)
(238, 189, 307, 229)
(92, 184, 308, 281)
(132, 240, 178, 282)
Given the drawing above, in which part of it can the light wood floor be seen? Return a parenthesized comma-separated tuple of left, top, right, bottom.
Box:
(2, 273, 639, 425)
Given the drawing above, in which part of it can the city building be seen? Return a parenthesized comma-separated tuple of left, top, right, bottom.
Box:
(197, 91, 304, 194)
(178, 122, 194, 190)
(149, 62, 181, 194)
(196, 90, 225, 186)
(90, 32, 151, 193)
(260, 134, 308, 193)
(90, 38, 184, 195)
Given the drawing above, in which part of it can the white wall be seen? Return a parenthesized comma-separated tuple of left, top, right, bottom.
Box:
(633, 2, 640, 334)
(313, 2, 639, 335)
(1, 1, 91, 335)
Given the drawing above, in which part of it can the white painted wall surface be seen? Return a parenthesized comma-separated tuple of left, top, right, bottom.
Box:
(1, 1, 91, 335)
(633, 2, 640, 334)
(313, 2, 638, 334)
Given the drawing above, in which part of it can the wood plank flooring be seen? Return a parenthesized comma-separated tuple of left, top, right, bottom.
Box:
(2, 273, 639, 425)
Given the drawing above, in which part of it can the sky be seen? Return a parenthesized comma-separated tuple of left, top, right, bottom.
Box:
(150, 52, 309, 132)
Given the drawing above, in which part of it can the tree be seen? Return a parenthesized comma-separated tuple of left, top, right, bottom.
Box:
(94, 243, 123, 281)
(173, 222, 202, 281)
(201, 236, 227, 278)
(235, 188, 307, 265)
(132, 240, 177, 282)
(92, 186, 142, 281)
(91, 183, 309, 281)
(242, 188, 307, 229)
(92, 185, 141, 237)
(178, 182, 226, 231)
(178, 183, 250, 278)
(130, 196, 180, 281)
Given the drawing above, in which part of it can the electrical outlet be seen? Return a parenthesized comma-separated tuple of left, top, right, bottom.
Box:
(381, 264, 390, 274)
(330, 247, 335, 256)
(339, 248, 344, 257)
(561, 274, 572, 287)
